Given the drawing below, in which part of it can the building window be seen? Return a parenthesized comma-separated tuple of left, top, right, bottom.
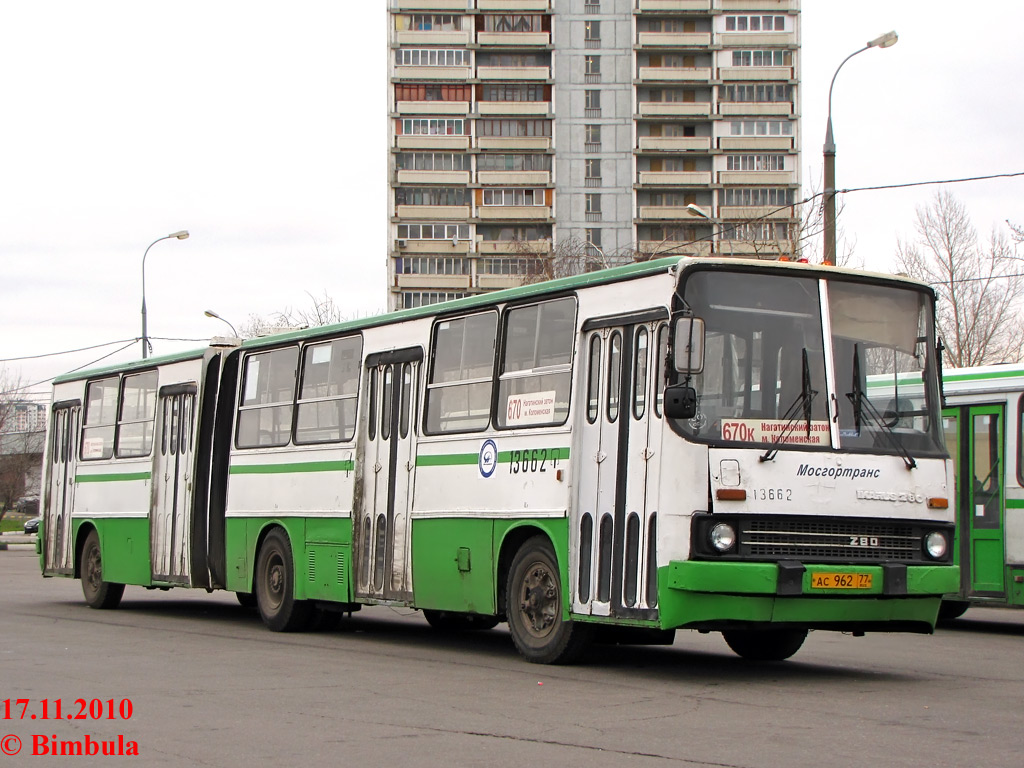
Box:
(730, 50, 793, 67)
(720, 222, 791, 241)
(722, 188, 794, 207)
(728, 120, 794, 137)
(477, 119, 552, 137)
(395, 187, 468, 206)
(725, 154, 786, 171)
(477, 52, 549, 68)
(397, 257, 469, 275)
(398, 223, 470, 240)
(480, 84, 546, 102)
(478, 225, 550, 242)
(720, 84, 792, 103)
(585, 159, 601, 187)
(584, 20, 600, 48)
(395, 49, 470, 67)
(395, 83, 471, 102)
(585, 193, 602, 221)
(584, 89, 601, 116)
(400, 118, 467, 136)
(476, 153, 551, 172)
(585, 228, 602, 253)
(725, 15, 786, 32)
(397, 14, 463, 32)
(483, 14, 544, 33)
(402, 292, 470, 309)
(585, 55, 601, 83)
(481, 189, 547, 206)
(479, 257, 545, 275)
(584, 124, 601, 152)
(584, 2, 601, 13)
(396, 152, 471, 172)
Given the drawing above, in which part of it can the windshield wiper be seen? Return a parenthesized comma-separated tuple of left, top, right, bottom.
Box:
(845, 343, 917, 470)
(760, 348, 817, 463)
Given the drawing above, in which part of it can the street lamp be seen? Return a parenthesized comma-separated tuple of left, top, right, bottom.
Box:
(204, 309, 238, 337)
(823, 31, 898, 266)
(141, 230, 189, 359)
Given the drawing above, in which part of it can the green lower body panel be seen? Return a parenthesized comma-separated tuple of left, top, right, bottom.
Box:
(658, 561, 961, 632)
(73, 518, 152, 586)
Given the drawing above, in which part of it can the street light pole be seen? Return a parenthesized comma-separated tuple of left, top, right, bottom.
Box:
(823, 31, 897, 266)
(141, 230, 189, 359)
(204, 309, 239, 337)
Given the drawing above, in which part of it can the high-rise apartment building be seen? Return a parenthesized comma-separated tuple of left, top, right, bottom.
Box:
(388, 0, 800, 311)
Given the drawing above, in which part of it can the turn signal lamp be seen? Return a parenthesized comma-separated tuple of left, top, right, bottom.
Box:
(927, 497, 948, 509)
(716, 489, 747, 501)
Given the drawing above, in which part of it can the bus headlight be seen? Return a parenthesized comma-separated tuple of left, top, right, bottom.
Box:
(709, 523, 736, 553)
(924, 531, 948, 560)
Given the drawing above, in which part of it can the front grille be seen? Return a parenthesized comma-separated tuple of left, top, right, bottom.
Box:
(743, 519, 918, 561)
(691, 514, 951, 564)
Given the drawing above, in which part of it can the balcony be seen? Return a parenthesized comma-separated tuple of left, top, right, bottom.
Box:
(396, 170, 471, 185)
(718, 32, 798, 48)
(637, 101, 711, 117)
(397, 135, 471, 150)
(637, 0, 711, 9)
(394, 66, 473, 81)
(637, 206, 710, 220)
(477, 170, 550, 185)
(477, 101, 550, 116)
(476, 66, 550, 80)
(396, 100, 471, 115)
(477, 0, 550, 9)
(720, 0, 797, 9)
(394, 0, 469, 7)
(396, 205, 471, 220)
(717, 66, 793, 82)
(717, 136, 793, 151)
(719, 206, 794, 220)
(637, 136, 711, 151)
(477, 32, 550, 46)
(477, 205, 551, 220)
(395, 31, 472, 46)
(477, 136, 550, 150)
(397, 274, 472, 290)
(637, 66, 713, 82)
(638, 171, 712, 186)
(477, 240, 550, 254)
(637, 33, 711, 48)
(395, 239, 471, 254)
(719, 102, 792, 117)
(718, 169, 796, 185)
(478, 275, 527, 290)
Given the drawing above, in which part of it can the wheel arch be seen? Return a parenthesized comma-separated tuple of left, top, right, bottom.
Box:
(251, 520, 306, 600)
(72, 522, 98, 580)
(495, 521, 565, 618)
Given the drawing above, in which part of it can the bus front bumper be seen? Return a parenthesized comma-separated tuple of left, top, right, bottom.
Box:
(658, 561, 960, 632)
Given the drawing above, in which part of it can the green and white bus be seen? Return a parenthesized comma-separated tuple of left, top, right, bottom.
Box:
(938, 364, 1024, 619)
(40, 256, 960, 663)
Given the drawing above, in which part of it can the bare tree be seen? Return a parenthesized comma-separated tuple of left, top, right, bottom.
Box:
(240, 291, 361, 338)
(0, 370, 44, 524)
(894, 192, 1024, 367)
(515, 235, 638, 285)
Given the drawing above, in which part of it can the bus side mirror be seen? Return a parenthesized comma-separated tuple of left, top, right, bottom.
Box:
(664, 385, 697, 420)
(673, 317, 705, 374)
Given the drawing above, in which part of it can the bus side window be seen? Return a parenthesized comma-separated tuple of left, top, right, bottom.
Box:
(424, 311, 497, 434)
(236, 347, 299, 449)
(295, 336, 362, 444)
(81, 377, 118, 460)
(115, 371, 158, 458)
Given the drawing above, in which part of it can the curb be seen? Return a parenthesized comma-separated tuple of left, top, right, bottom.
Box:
(0, 542, 37, 551)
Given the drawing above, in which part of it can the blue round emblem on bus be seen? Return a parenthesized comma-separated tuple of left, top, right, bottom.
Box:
(479, 439, 498, 478)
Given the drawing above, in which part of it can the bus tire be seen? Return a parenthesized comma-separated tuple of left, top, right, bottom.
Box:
(722, 628, 807, 661)
(423, 610, 500, 632)
(255, 529, 312, 632)
(506, 536, 593, 664)
(80, 530, 125, 610)
(938, 600, 969, 622)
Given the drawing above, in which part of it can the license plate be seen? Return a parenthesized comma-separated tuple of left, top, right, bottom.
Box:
(809, 572, 873, 590)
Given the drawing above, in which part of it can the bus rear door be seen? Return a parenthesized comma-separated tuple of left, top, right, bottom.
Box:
(44, 401, 80, 575)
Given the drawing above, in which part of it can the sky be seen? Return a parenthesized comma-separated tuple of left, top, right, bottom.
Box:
(2, 1, 1022, 400)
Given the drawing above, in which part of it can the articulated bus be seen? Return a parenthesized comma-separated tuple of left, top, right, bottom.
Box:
(937, 364, 1024, 619)
(40, 256, 960, 664)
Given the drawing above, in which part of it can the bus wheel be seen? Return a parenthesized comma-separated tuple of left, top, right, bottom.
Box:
(722, 628, 807, 661)
(236, 591, 257, 609)
(506, 536, 593, 664)
(423, 610, 500, 632)
(80, 530, 125, 610)
(255, 529, 312, 632)
(938, 600, 969, 622)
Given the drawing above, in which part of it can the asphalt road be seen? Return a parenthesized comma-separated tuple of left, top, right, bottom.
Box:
(2, 547, 1022, 767)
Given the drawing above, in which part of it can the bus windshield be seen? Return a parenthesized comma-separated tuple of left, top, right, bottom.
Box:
(672, 268, 945, 458)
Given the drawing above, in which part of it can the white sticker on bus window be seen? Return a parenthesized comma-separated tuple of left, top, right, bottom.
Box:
(721, 418, 830, 446)
(244, 360, 260, 402)
(81, 437, 106, 459)
(312, 345, 332, 364)
(506, 391, 557, 426)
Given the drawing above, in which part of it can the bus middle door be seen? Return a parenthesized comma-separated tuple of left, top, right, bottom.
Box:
(150, 384, 197, 585)
(44, 401, 80, 575)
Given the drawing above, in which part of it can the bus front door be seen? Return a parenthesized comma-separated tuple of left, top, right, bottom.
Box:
(573, 319, 665, 620)
(946, 404, 1007, 598)
(44, 402, 80, 575)
(150, 385, 197, 585)
(355, 349, 421, 603)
